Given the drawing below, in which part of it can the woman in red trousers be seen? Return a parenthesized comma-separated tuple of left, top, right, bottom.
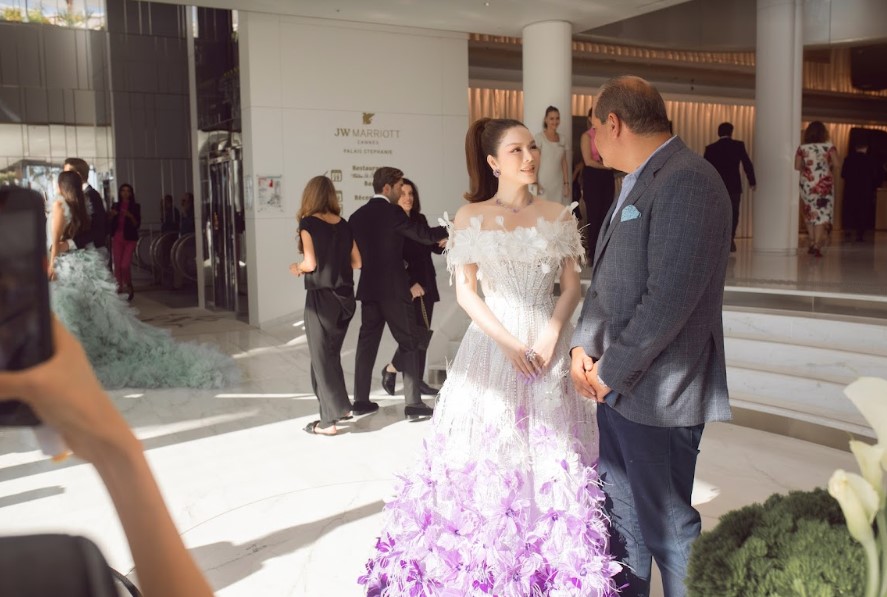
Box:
(109, 183, 141, 301)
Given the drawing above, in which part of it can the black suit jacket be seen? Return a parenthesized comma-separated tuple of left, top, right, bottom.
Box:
(71, 185, 107, 249)
(403, 213, 444, 303)
(703, 137, 756, 195)
(349, 197, 447, 302)
(108, 202, 141, 242)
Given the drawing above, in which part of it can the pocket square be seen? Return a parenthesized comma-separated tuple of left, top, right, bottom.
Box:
(620, 205, 641, 222)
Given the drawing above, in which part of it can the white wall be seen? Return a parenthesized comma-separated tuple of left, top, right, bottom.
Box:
(804, 0, 887, 46)
(238, 13, 469, 327)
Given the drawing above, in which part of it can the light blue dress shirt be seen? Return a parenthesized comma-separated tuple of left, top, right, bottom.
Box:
(609, 136, 676, 223)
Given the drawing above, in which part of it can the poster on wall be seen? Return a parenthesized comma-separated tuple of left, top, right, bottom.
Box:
(256, 175, 283, 213)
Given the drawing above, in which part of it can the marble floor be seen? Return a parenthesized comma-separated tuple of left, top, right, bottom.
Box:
(725, 232, 887, 297)
(722, 233, 887, 322)
(11, 227, 887, 594)
(0, 290, 863, 597)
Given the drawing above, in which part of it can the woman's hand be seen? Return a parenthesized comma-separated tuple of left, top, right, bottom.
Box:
(0, 318, 137, 464)
(529, 328, 558, 372)
(109, 208, 118, 217)
(289, 263, 303, 277)
(500, 337, 542, 380)
(47, 265, 56, 281)
(409, 283, 425, 299)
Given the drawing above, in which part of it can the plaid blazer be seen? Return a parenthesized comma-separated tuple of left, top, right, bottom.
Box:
(571, 137, 732, 427)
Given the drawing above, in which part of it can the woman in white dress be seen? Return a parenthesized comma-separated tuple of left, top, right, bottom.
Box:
(359, 119, 618, 596)
(534, 106, 570, 205)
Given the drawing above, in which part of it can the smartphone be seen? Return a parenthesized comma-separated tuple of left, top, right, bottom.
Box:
(0, 186, 53, 426)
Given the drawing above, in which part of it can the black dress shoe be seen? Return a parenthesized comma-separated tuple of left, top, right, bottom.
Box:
(351, 401, 379, 415)
(404, 402, 433, 420)
(380, 366, 396, 396)
(418, 381, 440, 396)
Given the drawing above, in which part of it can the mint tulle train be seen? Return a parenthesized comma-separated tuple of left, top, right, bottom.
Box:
(51, 248, 239, 390)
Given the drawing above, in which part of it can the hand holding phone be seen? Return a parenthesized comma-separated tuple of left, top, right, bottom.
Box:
(0, 186, 53, 427)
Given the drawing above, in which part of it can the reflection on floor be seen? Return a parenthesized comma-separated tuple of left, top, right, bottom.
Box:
(0, 290, 860, 596)
(723, 234, 887, 318)
(726, 233, 887, 296)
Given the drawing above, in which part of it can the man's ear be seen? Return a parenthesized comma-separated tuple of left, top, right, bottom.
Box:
(608, 113, 622, 138)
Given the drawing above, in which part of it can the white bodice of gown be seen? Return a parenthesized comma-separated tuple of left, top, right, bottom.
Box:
(434, 203, 592, 468)
(444, 205, 583, 316)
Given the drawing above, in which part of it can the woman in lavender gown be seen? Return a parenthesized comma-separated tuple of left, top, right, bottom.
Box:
(359, 119, 619, 596)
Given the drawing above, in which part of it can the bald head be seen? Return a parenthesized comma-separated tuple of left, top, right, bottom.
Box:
(594, 76, 671, 136)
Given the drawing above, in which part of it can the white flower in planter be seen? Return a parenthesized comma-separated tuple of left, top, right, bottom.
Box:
(829, 470, 879, 543)
(845, 378, 887, 457)
(836, 377, 887, 597)
(851, 440, 886, 507)
(829, 469, 881, 597)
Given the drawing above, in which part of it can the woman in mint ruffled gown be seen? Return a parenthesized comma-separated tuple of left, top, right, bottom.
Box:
(359, 119, 619, 596)
(47, 171, 238, 390)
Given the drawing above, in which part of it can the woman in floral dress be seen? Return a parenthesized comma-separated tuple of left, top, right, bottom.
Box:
(795, 121, 839, 257)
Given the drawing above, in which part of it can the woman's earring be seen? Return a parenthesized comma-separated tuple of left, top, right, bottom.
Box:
(493, 168, 500, 178)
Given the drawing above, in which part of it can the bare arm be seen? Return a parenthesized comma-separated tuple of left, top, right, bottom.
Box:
(580, 133, 593, 167)
(350, 240, 362, 270)
(289, 230, 316, 276)
(794, 152, 803, 172)
(531, 255, 580, 369)
(580, 132, 608, 170)
(48, 201, 65, 279)
(0, 319, 214, 597)
(98, 441, 213, 597)
(561, 151, 570, 198)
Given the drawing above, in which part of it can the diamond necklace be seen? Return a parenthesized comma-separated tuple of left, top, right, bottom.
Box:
(494, 195, 534, 213)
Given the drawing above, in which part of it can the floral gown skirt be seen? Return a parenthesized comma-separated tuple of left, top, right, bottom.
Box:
(359, 293, 620, 596)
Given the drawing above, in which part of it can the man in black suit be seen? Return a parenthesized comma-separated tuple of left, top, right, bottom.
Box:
(349, 167, 447, 419)
(62, 157, 108, 253)
(704, 122, 756, 252)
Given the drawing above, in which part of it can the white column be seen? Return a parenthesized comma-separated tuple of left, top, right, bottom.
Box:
(753, 0, 803, 254)
(522, 21, 573, 168)
(185, 7, 205, 309)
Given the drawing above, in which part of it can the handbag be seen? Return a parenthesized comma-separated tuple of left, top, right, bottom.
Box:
(0, 534, 142, 596)
(415, 297, 434, 351)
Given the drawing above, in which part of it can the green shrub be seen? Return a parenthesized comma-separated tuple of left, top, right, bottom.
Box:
(1, 7, 24, 22)
(27, 8, 49, 24)
(687, 488, 865, 596)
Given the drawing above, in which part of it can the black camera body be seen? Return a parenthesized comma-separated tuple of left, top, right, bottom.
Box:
(0, 185, 54, 426)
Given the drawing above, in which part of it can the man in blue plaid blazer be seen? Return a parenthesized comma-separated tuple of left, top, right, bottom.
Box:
(570, 76, 732, 597)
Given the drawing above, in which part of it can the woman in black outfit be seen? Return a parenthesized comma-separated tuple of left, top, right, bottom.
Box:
(290, 176, 361, 436)
(381, 178, 443, 397)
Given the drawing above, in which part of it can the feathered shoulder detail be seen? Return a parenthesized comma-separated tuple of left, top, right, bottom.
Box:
(442, 202, 584, 284)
